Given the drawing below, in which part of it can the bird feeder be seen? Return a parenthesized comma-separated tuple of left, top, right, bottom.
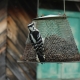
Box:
(20, 0, 80, 63)
(22, 14, 80, 62)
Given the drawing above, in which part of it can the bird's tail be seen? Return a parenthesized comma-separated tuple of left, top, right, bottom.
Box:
(36, 52, 45, 62)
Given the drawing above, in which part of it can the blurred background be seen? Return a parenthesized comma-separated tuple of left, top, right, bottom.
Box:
(0, 0, 7, 80)
(0, 0, 80, 80)
(6, 0, 37, 80)
(0, 0, 37, 80)
(38, 0, 80, 52)
(37, 0, 80, 80)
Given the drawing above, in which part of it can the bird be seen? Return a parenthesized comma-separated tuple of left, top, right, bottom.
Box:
(26, 21, 45, 63)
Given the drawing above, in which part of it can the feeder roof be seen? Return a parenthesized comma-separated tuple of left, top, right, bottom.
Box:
(34, 15, 66, 20)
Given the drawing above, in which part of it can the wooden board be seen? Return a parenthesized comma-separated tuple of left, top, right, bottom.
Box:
(7, 16, 26, 49)
(0, 0, 7, 79)
(0, 51, 6, 80)
(6, 0, 37, 80)
(0, 30, 6, 46)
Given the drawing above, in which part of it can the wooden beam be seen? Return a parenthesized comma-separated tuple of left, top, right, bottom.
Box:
(0, 51, 6, 79)
(7, 39, 36, 79)
(6, 67, 18, 80)
(0, 18, 7, 34)
(0, 30, 7, 47)
(7, 39, 22, 58)
(8, 8, 29, 37)
(6, 53, 31, 80)
(7, 47, 35, 80)
(7, 16, 26, 48)
(0, 9, 7, 22)
(0, 46, 6, 54)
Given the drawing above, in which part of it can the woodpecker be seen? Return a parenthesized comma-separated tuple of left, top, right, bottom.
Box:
(26, 21, 45, 62)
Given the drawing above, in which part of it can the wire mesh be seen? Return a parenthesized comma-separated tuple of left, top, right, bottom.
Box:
(23, 15, 80, 62)
(35, 17, 76, 45)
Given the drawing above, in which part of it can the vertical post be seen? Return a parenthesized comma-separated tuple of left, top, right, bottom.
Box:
(37, 0, 39, 17)
(63, 0, 66, 15)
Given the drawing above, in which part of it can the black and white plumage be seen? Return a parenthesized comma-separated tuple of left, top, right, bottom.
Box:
(26, 21, 45, 62)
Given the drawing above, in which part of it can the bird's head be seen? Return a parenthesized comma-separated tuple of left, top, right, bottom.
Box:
(28, 21, 38, 32)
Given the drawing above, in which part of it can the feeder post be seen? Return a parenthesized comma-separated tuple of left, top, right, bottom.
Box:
(37, 0, 39, 17)
(63, 0, 66, 15)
